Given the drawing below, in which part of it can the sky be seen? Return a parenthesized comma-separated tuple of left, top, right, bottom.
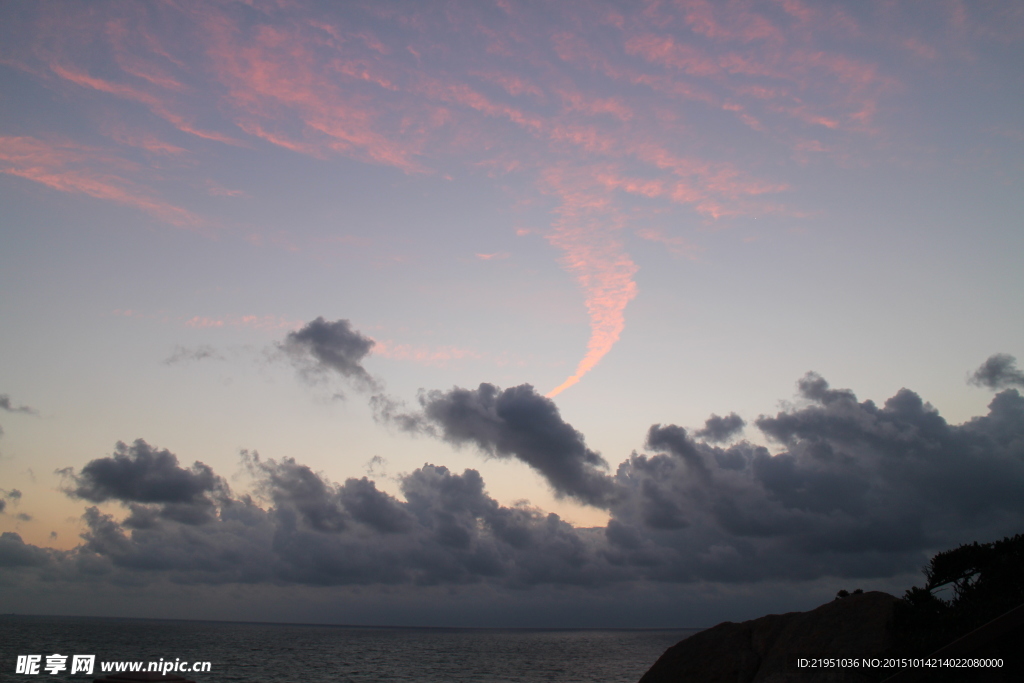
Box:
(1, 0, 1023, 628)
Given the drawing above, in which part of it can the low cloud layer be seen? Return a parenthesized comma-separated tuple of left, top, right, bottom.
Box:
(4, 367, 1022, 594)
(26, 448, 604, 588)
(611, 374, 1024, 582)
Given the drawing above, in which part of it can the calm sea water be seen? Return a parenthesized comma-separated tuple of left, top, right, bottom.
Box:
(1, 616, 698, 683)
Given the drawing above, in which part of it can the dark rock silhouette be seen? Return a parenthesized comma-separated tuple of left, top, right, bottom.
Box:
(640, 534, 1024, 682)
(883, 604, 1024, 682)
(638, 591, 899, 683)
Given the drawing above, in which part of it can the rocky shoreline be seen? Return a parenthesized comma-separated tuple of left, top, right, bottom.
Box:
(637, 589, 1023, 682)
(639, 591, 898, 683)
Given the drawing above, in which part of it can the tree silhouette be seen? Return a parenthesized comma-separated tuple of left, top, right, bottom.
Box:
(890, 532, 1024, 678)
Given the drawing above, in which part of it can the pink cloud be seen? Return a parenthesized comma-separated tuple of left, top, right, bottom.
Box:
(49, 64, 241, 146)
(105, 18, 188, 92)
(234, 120, 321, 157)
(625, 34, 724, 77)
(556, 90, 634, 121)
(901, 37, 939, 61)
(371, 340, 482, 366)
(183, 315, 300, 331)
(594, 169, 666, 199)
(635, 228, 700, 257)
(106, 126, 188, 155)
(418, 78, 544, 133)
(472, 71, 545, 99)
(540, 167, 639, 397)
(127, 5, 800, 389)
(676, 0, 784, 43)
(183, 316, 225, 329)
(205, 181, 247, 197)
(9, 0, 936, 392)
(202, 18, 427, 173)
(0, 136, 202, 227)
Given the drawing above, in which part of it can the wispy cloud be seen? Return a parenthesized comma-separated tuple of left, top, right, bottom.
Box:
(49, 64, 241, 146)
(0, 395, 38, 442)
(0, 396, 37, 416)
(183, 315, 300, 331)
(8, 0, 1004, 391)
(202, 17, 428, 173)
(540, 167, 638, 397)
(162, 345, 225, 366)
(372, 340, 483, 367)
(0, 136, 202, 227)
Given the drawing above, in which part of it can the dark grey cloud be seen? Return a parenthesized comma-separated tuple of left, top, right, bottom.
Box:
(340, 477, 413, 533)
(694, 412, 745, 443)
(608, 374, 1024, 582)
(22, 442, 611, 588)
(0, 395, 36, 414)
(65, 439, 227, 525)
(795, 371, 857, 404)
(410, 383, 616, 507)
(282, 317, 377, 389)
(645, 424, 709, 478)
(3, 371, 1022, 598)
(245, 452, 352, 533)
(370, 392, 432, 433)
(398, 464, 609, 587)
(0, 394, 37, 439)
(0, 489, 23, 515)
(163, 344, 225, 365)
(970, 353, 1024, 390)
(0, 532, 51, 568)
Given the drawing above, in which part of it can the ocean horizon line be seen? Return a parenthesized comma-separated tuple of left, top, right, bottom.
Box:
(1, 613, 707, 632)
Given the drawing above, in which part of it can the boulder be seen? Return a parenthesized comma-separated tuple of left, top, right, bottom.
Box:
(639, 591, 899, 683)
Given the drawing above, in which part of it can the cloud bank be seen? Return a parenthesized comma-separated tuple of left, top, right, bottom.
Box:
(5, 362, 1022, 597)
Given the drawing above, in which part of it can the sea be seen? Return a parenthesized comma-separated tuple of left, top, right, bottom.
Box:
(1, 615, 698, 683)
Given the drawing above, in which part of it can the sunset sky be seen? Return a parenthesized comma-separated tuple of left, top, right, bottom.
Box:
(1, 0, 1023, 627)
